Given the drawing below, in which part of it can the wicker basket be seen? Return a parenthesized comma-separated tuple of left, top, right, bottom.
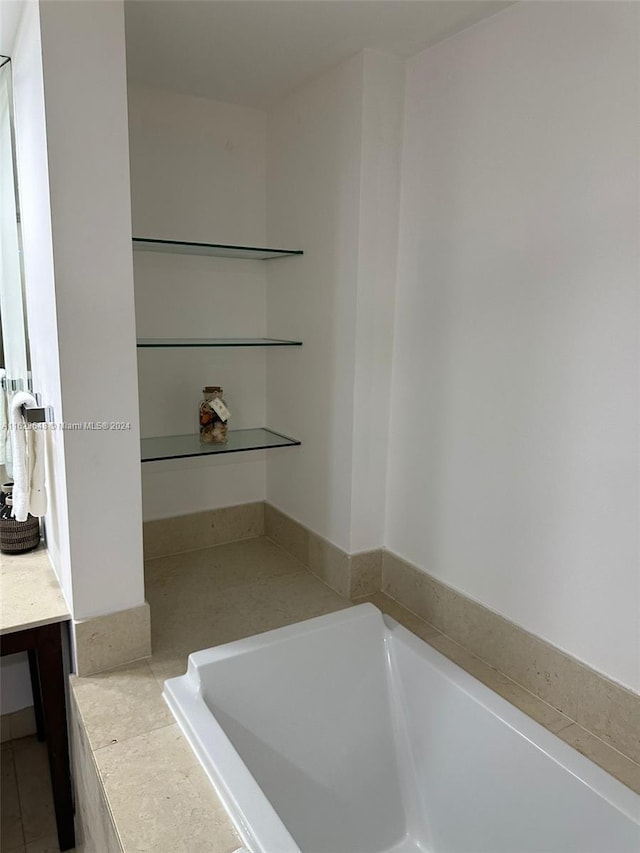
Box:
(0, 514, 40, 554)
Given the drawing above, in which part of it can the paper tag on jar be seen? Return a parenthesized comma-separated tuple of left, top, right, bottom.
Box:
(211, 398, 230, 422)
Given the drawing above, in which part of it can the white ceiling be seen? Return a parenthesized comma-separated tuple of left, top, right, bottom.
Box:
(125, 0, 512, 108)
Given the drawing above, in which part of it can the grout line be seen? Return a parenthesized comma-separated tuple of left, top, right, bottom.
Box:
(560, 722, 640, 768)
(12, 737, 52, 853)
(89, 716, 176, 754)
(3, 742, 26, 853)
(144, 531, 266, 562)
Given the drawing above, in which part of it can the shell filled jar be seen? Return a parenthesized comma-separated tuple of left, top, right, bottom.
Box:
(199, 386, 230, 444)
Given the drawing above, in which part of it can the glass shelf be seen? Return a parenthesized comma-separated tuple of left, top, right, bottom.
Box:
(137, 337, 302, 348)
(141, 428, 300, 462)
(132, 237, 303, 260)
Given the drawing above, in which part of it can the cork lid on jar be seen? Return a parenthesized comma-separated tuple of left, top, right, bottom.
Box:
(203, 386, 223, 393)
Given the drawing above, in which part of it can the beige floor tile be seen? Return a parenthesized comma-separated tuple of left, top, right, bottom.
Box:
(25, 835, 70, 852)
(71, 661, 174, 750)
(148, 651, 192, 685)
(145, 536, 305, 589)
(148, 575, 238, 635)
(10, 708, 37, 741)
(556, 723, 640, 794)
(1, 743, 24, 851)
(12, 737, 56, 844)
(149, 613, 249, 685)
(146, 540, 311, 656)
(1, 713, 12, 743)
(226, 571, 350, 634)
(95, 724, 239, 853)
(146, 537, 349, 688)
(149, 582, 244, 654)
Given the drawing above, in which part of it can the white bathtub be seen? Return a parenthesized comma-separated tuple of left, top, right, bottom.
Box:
(164, 604, 639, 853)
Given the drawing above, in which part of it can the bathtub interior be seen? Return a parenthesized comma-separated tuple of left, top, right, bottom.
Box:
(198, 607, 412, 853)
(166, 605, 639, 853)
(388, 627, 639, 853)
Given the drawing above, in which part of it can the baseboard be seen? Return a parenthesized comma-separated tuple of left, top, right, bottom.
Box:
(264, 503, 381, 599)
(382, 549, 640, 765)
(143, 502, 265, 559)
(74, 603, 152, 677)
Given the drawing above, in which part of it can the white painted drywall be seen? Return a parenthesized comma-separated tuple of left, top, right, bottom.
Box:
(386, 2, 639, 690)
(265, 54, 365, 551)
(32, 0, 145, 620)
(266, 51, 405, 554)
(349, 51, 404, 553)
(128, 84, 269, 519)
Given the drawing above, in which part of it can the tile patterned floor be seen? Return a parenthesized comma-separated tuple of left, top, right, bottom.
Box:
(144, 536, 352, 683)
(1, 736, 74, 853)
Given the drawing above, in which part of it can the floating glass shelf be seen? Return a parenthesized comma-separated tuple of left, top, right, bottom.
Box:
(141, 428, 300, 462)
(132, 237, 303, 260)
(137, 337, 302, 348)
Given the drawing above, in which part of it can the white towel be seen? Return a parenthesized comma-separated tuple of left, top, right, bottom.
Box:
(9, 391, 47, 521)
(0, 369, 7, 466)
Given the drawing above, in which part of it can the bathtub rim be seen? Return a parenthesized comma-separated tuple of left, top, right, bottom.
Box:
(164, 665, 300, 853)
(163, 603, 639, 853)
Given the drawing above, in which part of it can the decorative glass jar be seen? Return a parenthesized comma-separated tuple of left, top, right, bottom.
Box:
(199, 386, 229, 444)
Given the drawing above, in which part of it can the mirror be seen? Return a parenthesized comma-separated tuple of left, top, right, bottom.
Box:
(0, 55, 31, 482)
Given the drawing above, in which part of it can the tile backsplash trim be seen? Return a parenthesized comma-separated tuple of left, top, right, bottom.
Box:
(265, 503, 381, 599)
(382, 550, 640, 765)
(74, 603, 152, 677)
(143, 502, 265, 559)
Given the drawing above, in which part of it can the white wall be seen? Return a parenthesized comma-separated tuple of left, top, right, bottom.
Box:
(26, 0, 144, 620)
(349, 51, 404, 553)
(128, 84, 269, 520)
(266, 54, 365, 552)
(386, 2, 639, 690)
(266, 51, 404, 554)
